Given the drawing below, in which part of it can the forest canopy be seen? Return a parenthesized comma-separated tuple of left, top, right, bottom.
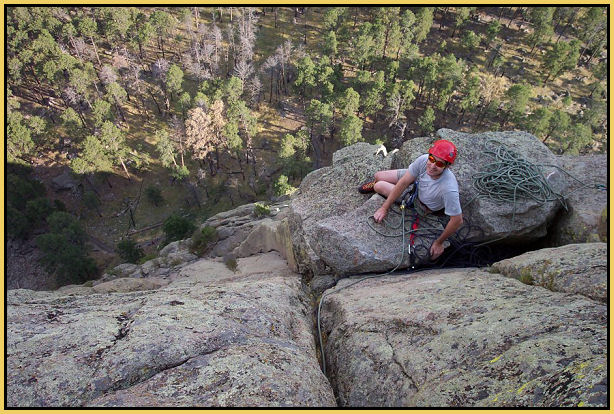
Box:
(5, 6, 608, 279)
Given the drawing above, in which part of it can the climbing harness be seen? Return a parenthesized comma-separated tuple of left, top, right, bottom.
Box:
(317, 140, 606, 376)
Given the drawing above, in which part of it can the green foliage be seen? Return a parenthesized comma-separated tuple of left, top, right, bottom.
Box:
(461, 31, 480, 53)
(562, 123, 592, 155)
(527, 7, 555, 51)
(190, 225, 218, 256)
(145, 185, 164, 207)
(273, 175, 297, 197)
(25, 197, 54, 227)
(116, 238, 144, 263)
(504, 83, 533, 124)
(71, 135, 113, 175)
(7, 112, 34, 163)
(417, 106, 435, 134)
(351, 23, 376, 69)
(485, 20, 501, 45)
(105, 82, 127, 105)
(361, 71, 386, 117)
(162, 214, 196, 244)
(414, 7, 434, 44)
(306, 99, 333, 138)
(36, 211, 97, 285)
(7, 206, 30, 240)
(171, 165, 190, 181)
(338, 87, 361, 117)
(315, 57, 335, 102)
(92, 99, 114, 127)
(547, 109, 571, 144)
(339, 114, 363, 146)
(7, 165, 46, 211)
(177, 91, 191, 117)
(137, 253, 158, 265)
(323, 31, 338, 58)
(82, 190, 100, 211)
(253, 202, 271, 218)
(224, 255, 238, 272)
(5, 6, 606, 227)
(279, 133, 297, 160)
(323, 7, 346, 32)
(7, 166, 49, 238)
(519, 270, 534, 285)
(526, 107, 552, 138)
(166, 64, 184, 96)
(155, 129, 177, 169)
(61, 107, 83, 138)
(542, 39, 581, 81)
(278, 131, 310, 179)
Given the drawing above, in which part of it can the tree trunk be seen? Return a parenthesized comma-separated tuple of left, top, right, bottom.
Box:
(90, 36, 102, 67)
(147, 88, 163, 115)
(458, 108, 466, 124)
(382, 27, 390, 58)
(114, 101, 126, 122)
(507, 7, 520, 28)
(120, 159, 132, 181)
(269, 74, 274, 103)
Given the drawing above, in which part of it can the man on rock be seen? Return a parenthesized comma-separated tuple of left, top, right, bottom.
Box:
(358, 139, 463, 261)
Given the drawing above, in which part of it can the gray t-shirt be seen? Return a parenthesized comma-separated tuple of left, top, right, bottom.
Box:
(408, 154, 462, 216)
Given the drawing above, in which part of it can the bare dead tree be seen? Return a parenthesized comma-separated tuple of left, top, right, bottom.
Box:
(99, 65, 118, 86)
(233, 59, 254, 84)
(246, 76, 262, 107)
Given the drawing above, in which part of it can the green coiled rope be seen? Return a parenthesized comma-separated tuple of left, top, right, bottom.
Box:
(317, 139, 606, 377)
(469, 140, 606, 227)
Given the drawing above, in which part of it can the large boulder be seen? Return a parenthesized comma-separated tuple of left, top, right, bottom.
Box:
(319, 254, 607, 406)
(288, 142, 395, 277)
(6, 252, 335, 407)
(288, 131, 569, 276)
(395, 129, 568, 242)
(200, 201, 295, 267)
(547, 154, 607, 246)
(491, 242, 607, 303)
(50, 168, 80, 192)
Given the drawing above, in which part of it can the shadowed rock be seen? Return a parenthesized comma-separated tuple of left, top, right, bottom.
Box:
(548, 154, 607, 246)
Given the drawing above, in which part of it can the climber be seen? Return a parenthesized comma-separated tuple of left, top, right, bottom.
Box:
(358, 139, 463, 261)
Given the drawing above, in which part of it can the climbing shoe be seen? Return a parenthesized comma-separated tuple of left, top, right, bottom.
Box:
(358, 178, 376, 194)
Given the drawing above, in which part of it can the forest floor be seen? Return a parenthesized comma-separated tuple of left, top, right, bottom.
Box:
(17, 6, 606, 279)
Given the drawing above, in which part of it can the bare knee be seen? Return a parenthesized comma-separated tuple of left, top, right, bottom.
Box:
(374, 180, 394, 196)
(374, 170, 399, 184)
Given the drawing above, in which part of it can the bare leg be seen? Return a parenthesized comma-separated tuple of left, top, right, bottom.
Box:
(373, 170, 401, 197)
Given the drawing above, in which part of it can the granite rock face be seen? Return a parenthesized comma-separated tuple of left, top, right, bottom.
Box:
(6, 130, 607, 408)
(287, 142, 395, 277)
(548, 154, 608, 246)
(395, 129, 568, 242)
(200, 201, 296, 268)
(491, 242, 607, 303)
(288, 130, 570, 276)
(6, 252, 335, 407)
(319, 266, 607, 407)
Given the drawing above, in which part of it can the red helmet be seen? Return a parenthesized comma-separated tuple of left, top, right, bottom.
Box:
(429, 139, 457, 165)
